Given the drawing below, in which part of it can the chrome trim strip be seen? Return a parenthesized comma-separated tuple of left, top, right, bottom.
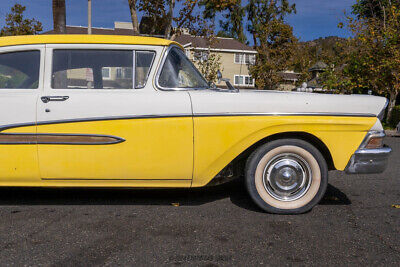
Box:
(0, 112, 376, 132)
(0, 133, 125, 145)
(135, 50, 156, 89)
(345, 146, 392, 174)
(194, 112, 376, 118)
(355, 147, 392, 155)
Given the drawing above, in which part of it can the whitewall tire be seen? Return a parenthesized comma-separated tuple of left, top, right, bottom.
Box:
(245, 139, 328, 214)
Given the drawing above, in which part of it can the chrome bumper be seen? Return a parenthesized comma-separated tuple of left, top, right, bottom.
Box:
(345, 146, 392, 174)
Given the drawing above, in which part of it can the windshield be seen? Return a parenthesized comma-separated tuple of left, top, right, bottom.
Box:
(158, 47, 209, 89)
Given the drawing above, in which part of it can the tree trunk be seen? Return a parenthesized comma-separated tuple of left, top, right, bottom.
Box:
(52, 0, 66, 34)
(386, 90, 399, 124)
(164, 0, 176, 39)
(128, 0, 139, 35)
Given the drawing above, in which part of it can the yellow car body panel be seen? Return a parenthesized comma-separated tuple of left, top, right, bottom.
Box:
(0, 116, 376, 187)
(192, 116, 377, 187)
(0, 118, 193, 186)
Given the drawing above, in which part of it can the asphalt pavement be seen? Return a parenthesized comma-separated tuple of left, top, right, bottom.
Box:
(0, 138, 398, 266)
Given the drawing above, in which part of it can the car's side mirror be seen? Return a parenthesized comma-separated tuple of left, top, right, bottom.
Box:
(217, 70, 238, 92)
(217, 70, 222, 83)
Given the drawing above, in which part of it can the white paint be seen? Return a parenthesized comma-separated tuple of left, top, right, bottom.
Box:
(38, 44, 192, 123)
(188, 90, 387, 117)
(0, 45, 45, 128)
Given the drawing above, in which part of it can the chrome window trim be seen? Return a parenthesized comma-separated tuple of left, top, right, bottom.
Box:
(0, 49, 42, 90)
(155, 45, 210, 91)
(135, 50, 156, 89)
(50, 48, 136, 90)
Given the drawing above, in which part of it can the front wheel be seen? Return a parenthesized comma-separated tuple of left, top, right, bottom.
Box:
(245, 139, 328, 214)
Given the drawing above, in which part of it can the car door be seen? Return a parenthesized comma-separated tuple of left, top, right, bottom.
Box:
(0, 45, 44, 183)
(37, 44, 193, 181)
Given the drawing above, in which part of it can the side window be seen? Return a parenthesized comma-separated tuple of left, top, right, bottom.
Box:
(0, 50, 40, 89)
(135, 51, 155, 89)
(52, 50, 133, 89)
(158, 47, 209, 89)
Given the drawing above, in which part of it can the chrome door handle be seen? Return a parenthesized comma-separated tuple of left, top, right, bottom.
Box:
(41, 96, 69, 103)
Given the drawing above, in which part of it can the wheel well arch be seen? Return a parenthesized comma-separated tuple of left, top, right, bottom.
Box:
(212, 131, 335, 184)
(243, 132, 335, 170)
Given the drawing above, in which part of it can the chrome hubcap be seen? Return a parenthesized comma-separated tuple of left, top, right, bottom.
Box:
(263, 153, 312, 201)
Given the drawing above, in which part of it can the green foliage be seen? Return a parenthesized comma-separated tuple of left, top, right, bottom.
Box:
(352, 0, 400, 19)
(195, 51, 222, 83)
(0, 4, 42, 36)
(246, 0, 296, 47)
(342, 1, 400, 122)
(250, 19, 298, 89)
(389, 105, 400, 128)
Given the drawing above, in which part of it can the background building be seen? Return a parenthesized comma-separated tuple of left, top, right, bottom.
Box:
(174, 34, 257, 89)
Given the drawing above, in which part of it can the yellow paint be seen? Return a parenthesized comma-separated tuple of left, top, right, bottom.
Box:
(192, 116, 376, 187)
(0, 116, 376, 188)
(0, 125, 40, 183)
(36, 118, 193, 180)
(0, 34, 183, 49)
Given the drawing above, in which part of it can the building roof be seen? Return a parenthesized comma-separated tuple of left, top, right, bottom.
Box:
(0, 34, 181, 48)
(174, 34, 256, 53)
(45, 25, 137, 35)
(309, 61, 328, 72)
(279, 71, 301, 81)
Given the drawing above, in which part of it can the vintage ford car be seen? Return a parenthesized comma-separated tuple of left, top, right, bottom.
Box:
(0, 35, 391, 214)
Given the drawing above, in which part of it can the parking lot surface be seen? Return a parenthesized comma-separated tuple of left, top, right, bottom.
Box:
(0, 138, 398, 266)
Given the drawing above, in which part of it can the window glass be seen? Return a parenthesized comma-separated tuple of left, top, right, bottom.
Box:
(158, 47, 209, 89)
(52, 50, 133, 89)
(0, 51, 40, 89)
(135, 51, 155, 88)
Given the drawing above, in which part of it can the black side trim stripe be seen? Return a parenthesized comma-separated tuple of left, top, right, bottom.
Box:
(0, 112, 376, 145)
(0, 112, 376, 132)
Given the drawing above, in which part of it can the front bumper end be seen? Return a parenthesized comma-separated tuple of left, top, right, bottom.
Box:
(345, 146, 392, 174)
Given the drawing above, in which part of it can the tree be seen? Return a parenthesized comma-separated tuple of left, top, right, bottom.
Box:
(241, 0, 297, 89)
(128, 0, 140, 35)
(193, 26, 222, 83)
(249, 19, 298, 89)
(246, 0, 296, 48)
(201, 0, 246, 43)
(343, 0, 400, 123)
(0, 4, 42, 36)
(52, 0, 66, 34)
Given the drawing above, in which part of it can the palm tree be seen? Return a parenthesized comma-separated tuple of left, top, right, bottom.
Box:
(128, 0, 139, 35)
(52, 0, 66, 33)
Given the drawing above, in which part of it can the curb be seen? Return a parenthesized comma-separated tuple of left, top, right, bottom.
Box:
(385, 130, 400, 137)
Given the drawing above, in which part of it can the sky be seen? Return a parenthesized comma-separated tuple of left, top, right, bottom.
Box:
(0, 0, 355, 42)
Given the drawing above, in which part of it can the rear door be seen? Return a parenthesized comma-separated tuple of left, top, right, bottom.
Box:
(0, 45, 44, 182)
(37, 44, 193, 181)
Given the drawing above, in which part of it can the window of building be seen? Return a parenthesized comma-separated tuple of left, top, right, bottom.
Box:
(234, 75, 254, 86)
(116, 68, 122, 78)
(135, 51, 155, 88)
(52, 49, 133, 89)
(234, 53, 256, 65)
(185, 49, 191, 59)
(0, 50, 40, 89)
(101, 67, 111, 79)
(193, 51, 209, 62)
